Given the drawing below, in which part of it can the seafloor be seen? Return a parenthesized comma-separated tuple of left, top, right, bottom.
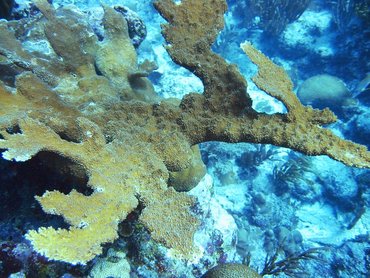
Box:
(0, 0, 369, 277)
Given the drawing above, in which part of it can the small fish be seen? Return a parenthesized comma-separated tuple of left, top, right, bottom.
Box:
(353, 73, 370, 98)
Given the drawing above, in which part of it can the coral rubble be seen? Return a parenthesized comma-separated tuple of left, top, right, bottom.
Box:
(0, 0, 369, 266)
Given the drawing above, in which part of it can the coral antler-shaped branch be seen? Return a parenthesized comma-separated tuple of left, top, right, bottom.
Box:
(0, 0, 369, 266)
(0, 110, 199, 264)
(241, 42, 369, 168)
(0, 2, 200, 264)
(0, 118, 139, 264)
(154, 0, 370, 168)
(154, 0, 253, 114)
(241, 42, 336, 124)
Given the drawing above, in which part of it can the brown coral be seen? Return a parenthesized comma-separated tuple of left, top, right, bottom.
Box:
(0, 0, 369, 265)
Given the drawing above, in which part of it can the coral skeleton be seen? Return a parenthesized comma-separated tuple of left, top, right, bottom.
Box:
(0, 0, 369, 264)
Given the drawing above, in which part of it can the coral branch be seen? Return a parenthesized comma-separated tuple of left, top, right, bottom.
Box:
(240, 41, 336, 124)
(154, 0, 253, 115)
(240, 41, 370, 168)
(155, 0, 370, 168)
(0, 0, 369, 266)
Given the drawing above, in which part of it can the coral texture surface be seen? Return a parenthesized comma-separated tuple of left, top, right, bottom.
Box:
(0, 0, 369, 265)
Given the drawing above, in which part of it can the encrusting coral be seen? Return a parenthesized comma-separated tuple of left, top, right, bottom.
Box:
(0, 0, 369, 265)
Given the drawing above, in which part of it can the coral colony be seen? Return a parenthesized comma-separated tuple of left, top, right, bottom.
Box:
(0, 0, 369, 273)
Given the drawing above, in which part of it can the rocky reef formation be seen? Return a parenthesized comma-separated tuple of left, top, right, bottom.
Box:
(0, 0, 369, 266)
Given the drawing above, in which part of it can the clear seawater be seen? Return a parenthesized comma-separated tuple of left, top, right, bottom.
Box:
(0, 0, 369, 277)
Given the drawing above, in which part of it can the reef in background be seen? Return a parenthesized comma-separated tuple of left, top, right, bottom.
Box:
(0, 0, 369, 272)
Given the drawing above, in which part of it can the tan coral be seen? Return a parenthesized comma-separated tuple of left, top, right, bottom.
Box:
(168, 145, 207, 192)
(139, 187, 200, 257)
(0, 116, 198, 264)
(0, 0, 369, 267)
(154, 0, 369, 168)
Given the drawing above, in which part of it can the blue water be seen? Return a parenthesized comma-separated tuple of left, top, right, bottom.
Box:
(0, 0, 369, 277)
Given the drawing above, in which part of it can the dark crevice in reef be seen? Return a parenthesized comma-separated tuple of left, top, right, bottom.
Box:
(0, 151, 91, 240)
(5, 124, 21, 135)
(55, 130, 83, 143)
